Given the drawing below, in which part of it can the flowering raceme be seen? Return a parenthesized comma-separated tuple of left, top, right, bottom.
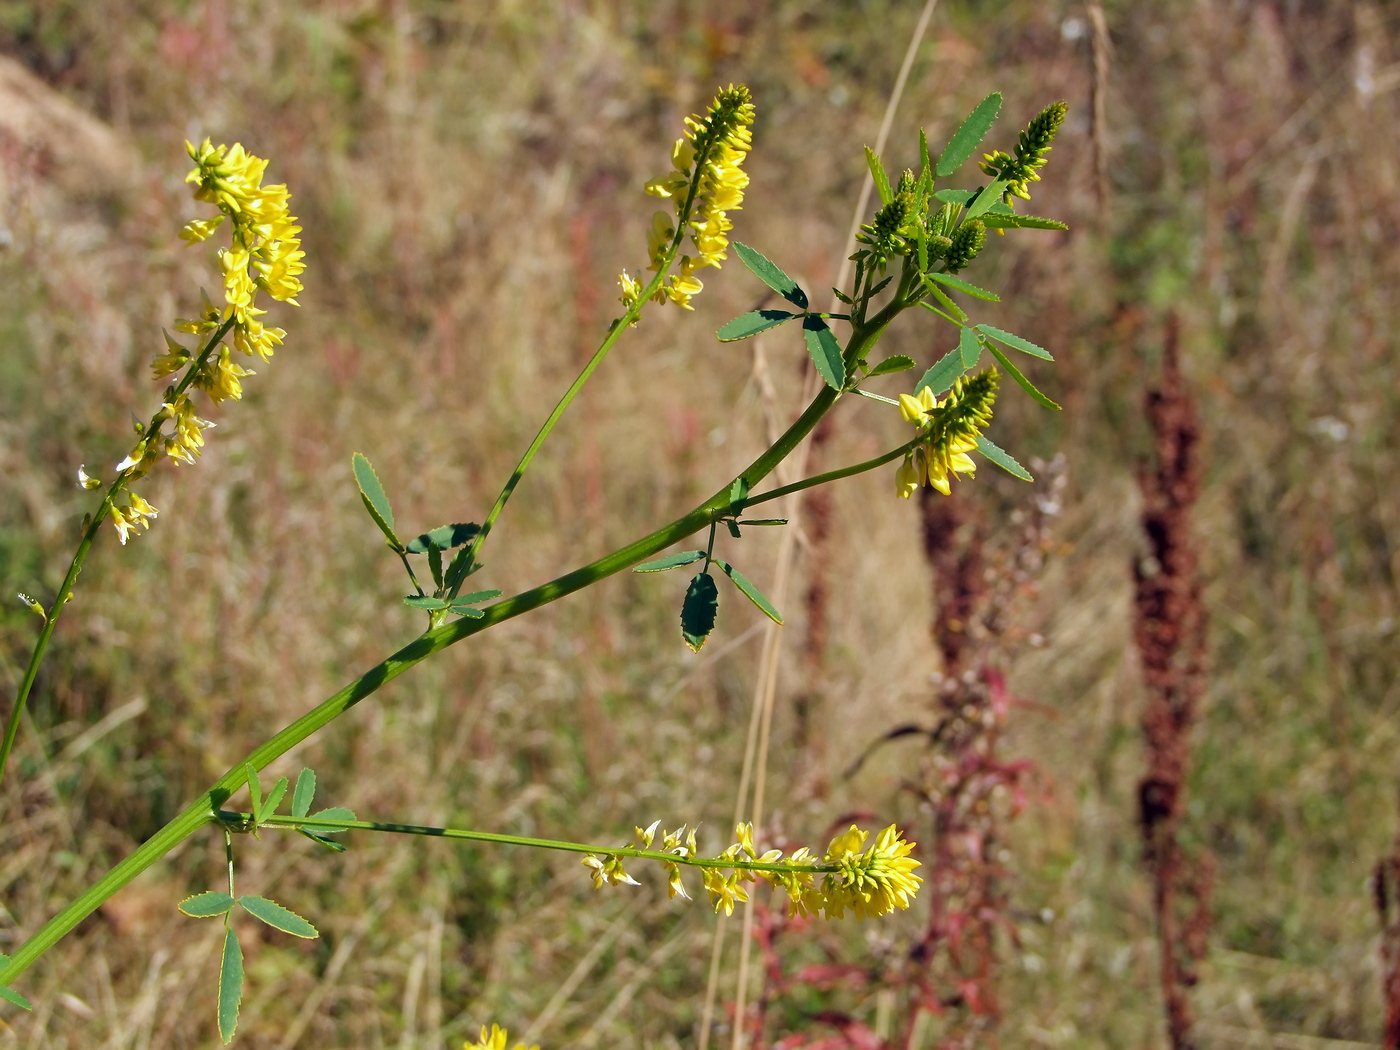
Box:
(619, 85, 756, 312)
(104, 140, 303, 544)
(895, 370, 999, 499)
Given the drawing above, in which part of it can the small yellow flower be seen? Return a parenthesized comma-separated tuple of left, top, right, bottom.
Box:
(464, 1024, 538, 1050)
(110, 492, 158, 544)
(151, 330, 191, 380)
(702, 868, 749, 916)
(581, 854, 640, 889)
(179, 215, 225, 244)
(76, 465, 101, 490)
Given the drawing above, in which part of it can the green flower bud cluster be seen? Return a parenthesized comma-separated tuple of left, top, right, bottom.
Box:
(979, 99, 1069, 203)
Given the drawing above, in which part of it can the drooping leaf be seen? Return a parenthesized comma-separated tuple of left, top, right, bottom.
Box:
(680, 572, 719, 653)
(725, 520, 742, 539)
(448, 604, 485, 619)
(309, 807, 356, 830)
(298, 829, 348, 853)
(634, 550, 707, 573)
(244, 764, 262, 823)
(915, 348, 965, 398)
(921, 271, 1000, 302)
(936, 93, 1002, 177)
(979, 337, 1061, 410)
(964, 181, 1010, 220)
(179, 891, 236, 918)
(979, 212, 1069, 231)
(802, 316, 846, 391)
(733, 243, 809, 309)
(975, 323, 1053, 360)
(261, 777, 289, 821)
(865, 146, 893, 205)
(351, 453, 400, 549)
(714, 560, 783, 625)
(868, 355, 916, 377)
(958, 326, 982, 369)
(406, 523, 481, 554)
(238, 896, 318, 939)
(403, 595, 449, 610)
(716, 308, 800, 342)
(737, 518, 788, 526)
(217, 926, 244, 1044)
(292, 769, 316, 819)
(974, 436, 1034, 481)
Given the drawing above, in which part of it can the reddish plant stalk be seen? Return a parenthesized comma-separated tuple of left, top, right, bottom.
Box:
(1133, 315, 1212, 1050)
(1374, 795, 1400, 1048)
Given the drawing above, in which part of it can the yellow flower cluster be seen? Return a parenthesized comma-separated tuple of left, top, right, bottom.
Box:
(104, 140, 303, 545)
(463, 1024, 538, 1050)
(621, 85, 755, 313)
(582, 820, 922, 922)
(894, 369, 999, 499)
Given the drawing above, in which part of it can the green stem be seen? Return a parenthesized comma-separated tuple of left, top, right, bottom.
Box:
(0, 320, 236, 789)
(243, 813, 841, 876)
(744, 437, 921, 510)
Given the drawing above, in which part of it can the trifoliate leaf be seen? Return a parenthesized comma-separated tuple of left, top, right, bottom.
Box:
(915, 348, 964, 398)
(975, 324, 1053, 360)
(218, 926, 243, 1044)
(865, 145, 893, 205)
(403, 595, 449, 610)
(714, 560, 783, 624)
(922, 271, 1000, 302)
(937, 93, 1003, 177)
(292, 768, 316, 819)
(974, 436, 1034, 481)
(733, 243, 809, 309)
(979, 337, 1060, 410)
(681, 572, 719, 652)
(634, 550, 707, 573)
(179, 891, 236, 918)
(717, 309, 800, 342)
(351, 453, 400, 549)
(802, 316, 846, 390)
(868, 355, 916, 377)
(406, 523, 481, 554)
(959, 326, 982, 369)
(238, 896, 318, 939)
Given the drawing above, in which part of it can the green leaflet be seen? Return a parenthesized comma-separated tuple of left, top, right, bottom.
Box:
(868, 355, 916, 377)
(865, 145, 893, 205)
(245, 764, 262, 824)
(451, 589, 503, 605)
(964, 180, 1011, 220)
(716, 309, 800, 342)
(933, 188, 976, 206)
(292, 768, 316, 819)
(979, 212, 1069, 230)
(921, 271, 1000, 302)
(239, 896, 318, 939)
(714, 560, 783, 625)
(936, 93, 1002, 177)
(975, 323, 1053, 360)
(974, 435, 1034, 481)
(915, 348, 965, 398)
(919, 127, 933, 191)
(634, 550, 707, 573)
(0, 956, 30, 1012)
(218, 926, 243, 1044)
(403, 595, 449, 610)
(406, 523, 481, 554)
(179, 891, 236, 918)
(680, 572, 719, 653)
(733, 242, 809, 309)
(309, 807, 356, 829)
(958, 326, 982, 369)
(260, 777, 289, 822)
(351, 452, 400, 549)
(802, 316, 846, 391)
(979, 337, 1060, 410)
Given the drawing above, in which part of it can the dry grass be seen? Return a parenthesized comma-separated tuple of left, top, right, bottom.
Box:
(1, 1, 1398, 1047)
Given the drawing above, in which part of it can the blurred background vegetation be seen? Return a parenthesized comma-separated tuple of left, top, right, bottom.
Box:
(0, 1, 1397, 1047)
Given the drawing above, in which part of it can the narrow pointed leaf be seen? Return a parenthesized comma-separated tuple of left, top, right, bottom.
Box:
(451, 589, 502, 605)
(179, 892, 236, 918)
(0, 961, 31, 1011)
(919, 282, 967, 323)
(309, 806, 356, 830)
(738, 518, 788, 526)
(979, 212, 1069, 230)
(298, 829, 348, 853)
(634, 550, 707, 573)
(922, 271, 1000, 302)
(733, 243, 808, 309)
(975, 324, 1053, 360)
(406, 523, 480, 554)
(980, 338, 1061, 410)
(717, 309, 799, 342)
(245, 764, 262, 823)
(351, 453, 400, 548)
(919, 128, 933, 186)
(868, 355, 916, 377)
(728, 477, 749, 511)
(448, 604, 485, 618)
(680, 572, 719, 653)
(714, 560, 783, 625)
(865, 146, 893, 205)
(915, 348, 965, 398)
(974, 436, 1034, 481)
(261, 778, 289, 821)
(292, 769, 316, 819)
(802, 316, 846, 390)
(238, 896, 318, 939)
(427, 546, 443, 588)
(965, 181, 1010, 220)
(934, 189, 976, 206)
(217, 926, 243, 1044)
(937, 93, 1002, 177)
(444, 547, 477, 593)
(958, 326, 982, 369)
(403, 595, 449, 610)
